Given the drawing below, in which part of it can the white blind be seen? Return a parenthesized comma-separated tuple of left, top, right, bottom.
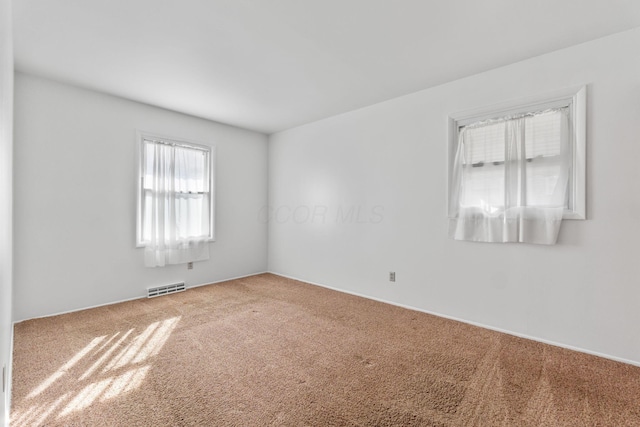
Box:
(461, 109, 564, 166)
(458, 108, 568, 209)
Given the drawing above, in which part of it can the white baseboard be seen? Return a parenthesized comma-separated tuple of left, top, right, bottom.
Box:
(268, 271, 640, 368)
(14, 271, 269, 323)
(187, 271, 268, 291)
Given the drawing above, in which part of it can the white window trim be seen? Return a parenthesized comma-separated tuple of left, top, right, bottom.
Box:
(447, 85, 586, 220)
(135, 131, 216, 248)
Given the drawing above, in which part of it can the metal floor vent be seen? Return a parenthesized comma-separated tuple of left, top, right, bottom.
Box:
(147, 282, 186, 298)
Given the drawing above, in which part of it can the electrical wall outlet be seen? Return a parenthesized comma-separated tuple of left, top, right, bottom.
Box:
(389, 272, 396, 282)
(187, 262, 193, 270)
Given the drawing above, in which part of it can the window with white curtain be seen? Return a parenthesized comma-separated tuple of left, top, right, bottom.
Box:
(136, 132, 215, 267)
(448, 87, 585, 244)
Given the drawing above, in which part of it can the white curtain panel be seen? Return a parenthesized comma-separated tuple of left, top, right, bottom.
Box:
(449, 109, 570, 244)
(143, 142, 210, 267)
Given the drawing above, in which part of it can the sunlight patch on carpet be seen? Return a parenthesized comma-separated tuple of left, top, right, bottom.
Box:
(58, 366, 151, 417)
(79, 330, 134, 381)
(27, 336, 107, 399)
(12, 316, 181, 426)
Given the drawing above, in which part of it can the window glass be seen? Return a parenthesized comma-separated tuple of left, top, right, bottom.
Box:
(137, 135, 214, 247)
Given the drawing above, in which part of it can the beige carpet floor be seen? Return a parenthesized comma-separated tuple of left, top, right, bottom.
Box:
(11, 273, 640, 426)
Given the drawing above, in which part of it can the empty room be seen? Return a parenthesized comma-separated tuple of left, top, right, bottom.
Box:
(2, 1, 640, 426)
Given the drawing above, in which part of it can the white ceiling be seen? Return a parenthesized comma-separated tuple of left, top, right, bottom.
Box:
(13, 0, 640, 134)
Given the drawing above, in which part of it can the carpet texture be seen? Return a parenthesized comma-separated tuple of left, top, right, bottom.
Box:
(11, 273, 640, 426)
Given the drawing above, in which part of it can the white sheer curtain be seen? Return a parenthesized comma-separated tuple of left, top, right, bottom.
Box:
(143, 140, 210, 267)
(449, 108, 570, 244)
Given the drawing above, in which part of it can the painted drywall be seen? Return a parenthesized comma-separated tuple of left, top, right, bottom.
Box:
(269, 28, 640, 364)
(0, 0, 12, 423)
(13, 73, 268, 321)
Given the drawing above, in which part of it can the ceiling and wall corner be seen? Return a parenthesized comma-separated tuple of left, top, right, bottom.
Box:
(12, 0, 640, 134)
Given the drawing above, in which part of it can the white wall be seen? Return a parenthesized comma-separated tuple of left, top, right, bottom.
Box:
(13, 73, 268, 321)
(0, 0, 12, 423)
(269, 28, 640, 365)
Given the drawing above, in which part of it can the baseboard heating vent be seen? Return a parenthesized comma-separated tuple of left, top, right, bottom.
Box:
(147, 282, 186, 298)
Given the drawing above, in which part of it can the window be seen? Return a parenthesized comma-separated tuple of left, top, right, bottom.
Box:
(136, 132, 215, 266)
(448, 86, 586, 244)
